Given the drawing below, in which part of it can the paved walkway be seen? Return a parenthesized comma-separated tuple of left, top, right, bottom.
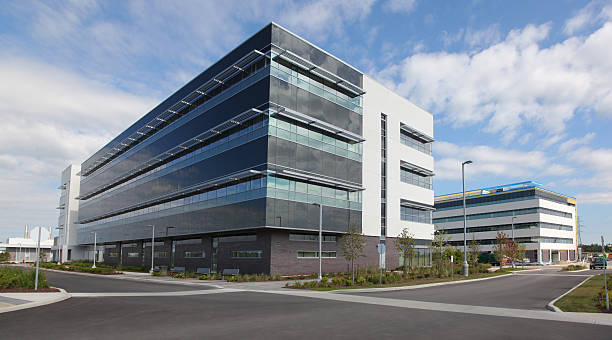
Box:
(0, 290, 70, 313)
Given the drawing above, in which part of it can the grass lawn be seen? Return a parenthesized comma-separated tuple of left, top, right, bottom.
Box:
(554, 274, 610, 313)
(303, 271, 510, 291)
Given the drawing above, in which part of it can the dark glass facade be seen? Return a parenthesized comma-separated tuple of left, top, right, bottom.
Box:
(76, 24, 364, 274)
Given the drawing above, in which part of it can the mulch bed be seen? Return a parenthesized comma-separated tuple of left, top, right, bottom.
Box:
(0, 288, 60, 293)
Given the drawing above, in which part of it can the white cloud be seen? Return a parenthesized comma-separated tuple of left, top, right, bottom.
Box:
(0, 58, 156, 236)
(4, 0, 377, 97)
(558, 132, 596, 152)
(377, 20, 612, 142)
(564, 0, 612, 35)
(434, 141, 574, 180)
(384, 0, 417, 14)
(576, 192, 612, 204)
(464, 25, 502, 49)
(277, 0, 376, 41)
(566, 147, 612, 189)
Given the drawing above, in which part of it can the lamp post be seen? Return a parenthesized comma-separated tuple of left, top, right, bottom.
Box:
(166, 226, 176, 268)
(311, 203, 323, 282)
(90, 231, 97, 268)
(147, 225, 155, 274)
(462, 160, 473, 277)
(34, 227, 41, 291)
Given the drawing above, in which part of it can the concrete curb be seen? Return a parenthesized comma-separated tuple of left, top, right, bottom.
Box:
(332, 272, 514, 294)
(41, 268, 225, 289)
(69, 288, 244, 297)
(0, 288, 70, 314)
(568, 268, 591, 273)
(546, 275, 594, 312)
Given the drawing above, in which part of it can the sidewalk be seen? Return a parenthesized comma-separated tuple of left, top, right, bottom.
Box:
(0, 289, 70, 314)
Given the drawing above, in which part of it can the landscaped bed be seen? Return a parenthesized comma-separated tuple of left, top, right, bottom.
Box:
(285, 264, 508, 290)
(562, 264, 587, 271)
(554, 274, 611, 313)
(0, 265, 57, 292)
(40, 262, 119, 275)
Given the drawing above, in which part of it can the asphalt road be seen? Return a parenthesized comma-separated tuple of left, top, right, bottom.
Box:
(1, 291, 611, 339)
(347, 267, 592, 310)
(1, 267, 609, 339)
(43, 270, 214, 293)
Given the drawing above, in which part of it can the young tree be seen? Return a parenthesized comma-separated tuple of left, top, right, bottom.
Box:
(429, 230, 450, 276)
(507, 241, 526, 268)
(468, 235, 481, 266)
(341, 225, 366, 284)
(493, 232, 510, 269)
(394, 228, 416, 273)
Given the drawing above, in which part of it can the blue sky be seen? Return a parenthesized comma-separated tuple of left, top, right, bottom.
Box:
(0, 0, 610, 243)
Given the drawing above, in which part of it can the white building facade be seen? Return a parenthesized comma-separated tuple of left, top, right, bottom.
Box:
(54, 164, 90, 262)
(362, 76, 435, 269)
(434, 182, 577, 264)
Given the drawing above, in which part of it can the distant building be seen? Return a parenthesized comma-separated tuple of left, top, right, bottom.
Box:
(68, 23, 435, 274)
(0, 226, 53, 262)
(434, 181, 577, 263)
(52, 164, 93, 262)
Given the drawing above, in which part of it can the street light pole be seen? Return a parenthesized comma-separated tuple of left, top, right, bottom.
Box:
(34, 227, 41, 291)
(462, 160, 473, 277)
(91, 231, 97, 268)
(311, 203, 323, 282)
(147, 225, 155, 274)
(511, 216, 517, 268)
(166, 226, 176, 268)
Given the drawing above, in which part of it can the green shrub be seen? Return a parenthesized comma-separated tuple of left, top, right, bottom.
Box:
(118, 265, 149, 272)
(0, 266, 49, 289)
(563, 264, 587, 271)
(357, 277, 367, 285)
(172, 273, 185, 279)
(331, 277, 345, 286)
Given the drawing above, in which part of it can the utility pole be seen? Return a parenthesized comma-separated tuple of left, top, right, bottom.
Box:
(35, 227, 41, 291)
(461, 160, 472, 277)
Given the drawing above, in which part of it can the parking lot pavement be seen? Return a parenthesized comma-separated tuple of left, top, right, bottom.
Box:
(1, 291, 611, 339)
(344, 268, 590, 310)
(44, 270, 217, 293)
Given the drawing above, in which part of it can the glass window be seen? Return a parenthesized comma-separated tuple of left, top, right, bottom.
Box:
(297, 251, 336, 258)
(231, 250, 262, 258)
(184, 251, 205, 258)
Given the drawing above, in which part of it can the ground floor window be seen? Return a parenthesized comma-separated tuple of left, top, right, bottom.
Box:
(127, 252, 139, 257)
(185, 251, 205, 258)
(398, 248, 431, 267)
(297, 251, 337, 259)
(108, 252, 118, 257)
(231, 250, 262, 259)
(154, 251, 168, 258)
(289, 234, 336, 242)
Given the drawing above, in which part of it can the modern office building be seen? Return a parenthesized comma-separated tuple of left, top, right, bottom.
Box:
(52, 164, 91, 262)
(434, 182, 577, 263)
(72, 23, 434, 274)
